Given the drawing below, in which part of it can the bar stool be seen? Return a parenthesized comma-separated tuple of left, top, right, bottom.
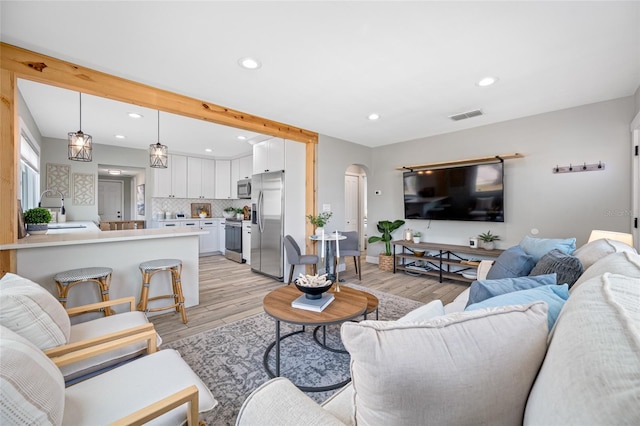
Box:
(137, 259, 187, 324)
(53, 267, 113, 316)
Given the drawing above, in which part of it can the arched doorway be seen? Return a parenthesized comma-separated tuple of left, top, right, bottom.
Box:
(344, 164, 368, 252)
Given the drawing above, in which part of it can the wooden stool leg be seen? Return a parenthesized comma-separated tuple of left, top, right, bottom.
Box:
(138, 271, 151, 313)
(97, 275, 113, 316)
(55, 282, 70, 309)
(171, 267, 188, 324)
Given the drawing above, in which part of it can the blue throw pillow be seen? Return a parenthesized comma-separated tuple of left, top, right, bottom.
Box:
(486, 245, 536, 280)
(465, 284, 569, 331)
(466, 273, 558, 307)
(519, 236, 577, 262)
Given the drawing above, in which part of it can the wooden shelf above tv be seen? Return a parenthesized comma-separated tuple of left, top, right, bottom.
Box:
(396, 153, 524, 171)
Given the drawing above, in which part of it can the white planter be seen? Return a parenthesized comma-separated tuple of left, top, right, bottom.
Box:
(413, 237, 421, 243)
(481, 241, 496, 250)
(315, 227, 324, 236)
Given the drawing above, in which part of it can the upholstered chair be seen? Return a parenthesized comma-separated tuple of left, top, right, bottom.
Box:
(284, 235, 319, 284)
(336, 231, 362, 280)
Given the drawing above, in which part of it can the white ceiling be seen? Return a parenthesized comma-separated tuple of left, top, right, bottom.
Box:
(2, 1, 639, 156)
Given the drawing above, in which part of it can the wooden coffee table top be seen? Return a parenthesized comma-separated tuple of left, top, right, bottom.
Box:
(263, 285, 369, 326)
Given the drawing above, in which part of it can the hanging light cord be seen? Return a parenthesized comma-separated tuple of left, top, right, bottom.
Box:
(79, 92, 83, 131)
(157, 110, 160, 144)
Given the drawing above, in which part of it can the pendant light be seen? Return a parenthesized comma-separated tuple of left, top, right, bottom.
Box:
(149, 110, 168, 168)
(67, 92, 93, 161)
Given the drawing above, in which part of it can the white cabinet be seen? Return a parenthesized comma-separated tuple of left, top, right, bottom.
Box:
(231, 155, 253, 199)
(219, 220, 226, 255)
(199, 219, 219, 254)
(253, 138, 285, 174)
(242, 221, 251, 264)
(238, 155, 253, 179)
(231, 158, 240, 199)
(153, 154, 187, 198)
(214, 159, 232, 199)
(187, 157, 215, 199)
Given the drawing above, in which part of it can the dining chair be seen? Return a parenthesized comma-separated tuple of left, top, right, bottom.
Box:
(336, 231, 362, 280)
(284, 235, 319, 284)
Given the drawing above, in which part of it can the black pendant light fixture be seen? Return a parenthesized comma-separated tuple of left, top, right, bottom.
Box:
(149, 110, 168, 168)
(67, 92, 93, 161)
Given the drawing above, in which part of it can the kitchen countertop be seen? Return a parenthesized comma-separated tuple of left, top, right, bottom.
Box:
(154, 217, 226, 222)
(1, 224, 206, 250)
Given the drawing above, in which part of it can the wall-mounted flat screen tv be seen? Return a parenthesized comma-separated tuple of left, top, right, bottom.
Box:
(403, 162, 504, 222)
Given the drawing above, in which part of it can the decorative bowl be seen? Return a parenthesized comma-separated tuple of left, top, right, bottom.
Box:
(223, 211, 236, 219)
(199, 213, 207, 218)
(413, 249, 425, 257)
(295, 282, 333, 299)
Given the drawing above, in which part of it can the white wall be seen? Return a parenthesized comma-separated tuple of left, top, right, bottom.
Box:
(40, 138, 150, 221)
(365, 96, 635, 255)
(317, 134, 372, 233)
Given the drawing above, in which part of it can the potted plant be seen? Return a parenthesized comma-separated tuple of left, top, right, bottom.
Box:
(223, 207, 236, 219)
(23, 207, 52, 235)
(307, 211, 332, 235)
(235, 208, 245, 220)
(413, 231, 422, 244)
(478, 230, 500, 250)
(368, 219, 406, 271)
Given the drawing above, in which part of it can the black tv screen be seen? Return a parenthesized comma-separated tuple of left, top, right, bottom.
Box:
(403, 162, 504, 222)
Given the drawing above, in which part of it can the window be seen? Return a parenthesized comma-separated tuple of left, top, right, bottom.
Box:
(19, 129, 40, 211)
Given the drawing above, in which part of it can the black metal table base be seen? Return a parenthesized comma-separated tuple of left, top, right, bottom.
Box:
(263, 321, 351, 392)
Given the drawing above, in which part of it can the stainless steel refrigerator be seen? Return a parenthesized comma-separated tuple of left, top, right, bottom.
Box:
(251, 170, 284, 280)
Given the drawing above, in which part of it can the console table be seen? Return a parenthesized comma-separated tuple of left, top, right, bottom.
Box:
(392, 240, 504, 283)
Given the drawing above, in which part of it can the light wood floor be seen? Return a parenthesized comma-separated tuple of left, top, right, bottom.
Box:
(150, 254, 468, 345)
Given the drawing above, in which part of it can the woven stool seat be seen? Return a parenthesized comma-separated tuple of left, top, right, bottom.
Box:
(138, 259, 187, 324)
(139, 259, 182, 272)
(54, 267, 113, 282)
(54, 267, 113, 316)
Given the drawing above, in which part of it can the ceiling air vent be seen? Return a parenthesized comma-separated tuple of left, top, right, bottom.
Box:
(448, 109, 483, 121)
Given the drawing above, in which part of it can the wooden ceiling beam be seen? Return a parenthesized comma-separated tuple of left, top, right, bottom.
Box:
(0, 43, 318, 144)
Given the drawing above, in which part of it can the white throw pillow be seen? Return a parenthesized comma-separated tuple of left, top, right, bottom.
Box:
(524, 273, 640, 425)
(397, 299, 444, 322)
(571, 251, 640, 293)
(573, 238, 637, 270)
(341, 303, 549, 426)
(0, 325, 65, 425)
(0, 273, 70, 350)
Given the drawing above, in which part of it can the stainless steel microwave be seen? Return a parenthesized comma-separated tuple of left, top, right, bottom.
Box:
(237, 178, 251, 199)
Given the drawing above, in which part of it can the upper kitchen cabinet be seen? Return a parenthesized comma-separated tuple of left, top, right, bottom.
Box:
(231, 155, 253, 198)
(187, 157, 216, 199)
(153, 154, 187, 198)
(214, 159, 232, 199)
(253, 138, 285, 174)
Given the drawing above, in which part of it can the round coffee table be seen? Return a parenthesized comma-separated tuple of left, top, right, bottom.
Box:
(263, 285, 370, 392)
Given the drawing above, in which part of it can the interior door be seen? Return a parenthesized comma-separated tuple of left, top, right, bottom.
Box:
(98, 180, 124, 221)
(344, 174, 359, 232)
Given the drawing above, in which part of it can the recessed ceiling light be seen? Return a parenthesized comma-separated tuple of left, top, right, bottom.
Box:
(476, 77, 499, 87)
(205, 148, 213, 153)
(128, 112, 143, 119)
(238, 57, 262, 70)
(108, 170, 121, 175)
(237, 135, 247, 140)
(114, 134, 126, 139)
(368, 113, 381, 121)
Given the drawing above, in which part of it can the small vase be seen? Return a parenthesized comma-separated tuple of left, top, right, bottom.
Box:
(315, 227, 324, 236)
(26, 223, 48, 235)
(482, 241, 495, 250)
(413, 237, 421, 243)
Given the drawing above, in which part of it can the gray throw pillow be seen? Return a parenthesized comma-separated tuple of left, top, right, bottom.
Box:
(529, 249, 583, 288)
(486, 245, 536, 280)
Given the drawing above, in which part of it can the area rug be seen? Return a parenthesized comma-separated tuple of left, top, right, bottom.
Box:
(165, 283, 424, 426)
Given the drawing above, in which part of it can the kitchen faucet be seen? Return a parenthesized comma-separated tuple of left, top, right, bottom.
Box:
(38, 189, 65, 215)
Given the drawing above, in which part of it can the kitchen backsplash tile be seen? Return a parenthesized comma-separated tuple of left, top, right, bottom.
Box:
(151, 198, 249, 219)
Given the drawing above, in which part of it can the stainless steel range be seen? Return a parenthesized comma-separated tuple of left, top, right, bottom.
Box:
(224, 218, 244, 263)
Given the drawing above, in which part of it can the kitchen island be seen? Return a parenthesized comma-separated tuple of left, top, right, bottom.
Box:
(0, 225, 206, 321)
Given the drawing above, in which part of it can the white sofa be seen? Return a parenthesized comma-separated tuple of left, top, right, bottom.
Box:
(236, 239, 640, 426)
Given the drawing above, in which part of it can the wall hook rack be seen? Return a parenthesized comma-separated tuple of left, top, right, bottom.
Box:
(553, 161, 605, 174)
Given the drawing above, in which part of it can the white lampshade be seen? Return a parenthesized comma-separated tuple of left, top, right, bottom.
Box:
(587, 230, 634, 247)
